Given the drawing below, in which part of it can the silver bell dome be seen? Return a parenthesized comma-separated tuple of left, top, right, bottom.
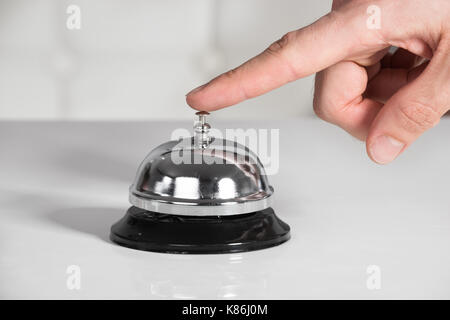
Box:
(129, 112, 274, 216)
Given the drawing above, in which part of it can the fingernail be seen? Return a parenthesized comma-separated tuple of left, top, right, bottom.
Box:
(369, 135, 405, 164)
(186, 83, 206, 96)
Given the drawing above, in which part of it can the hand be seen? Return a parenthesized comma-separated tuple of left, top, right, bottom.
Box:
(186, 0, 449, 164)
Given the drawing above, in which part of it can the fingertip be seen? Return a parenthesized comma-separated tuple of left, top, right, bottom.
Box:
(185, 84, 212, 111)
(185, 90, 220, 112)
(186, 83, 207, 97)
(366, 138, 385, 165)
(186, 75, 244, 111)
(366, 133, 405, 165)
(185, 93, 203, 111)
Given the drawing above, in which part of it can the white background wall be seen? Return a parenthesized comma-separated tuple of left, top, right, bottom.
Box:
(0, 0, 331, 120)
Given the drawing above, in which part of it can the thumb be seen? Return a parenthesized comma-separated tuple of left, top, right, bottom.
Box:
(366, 39, 450, 164)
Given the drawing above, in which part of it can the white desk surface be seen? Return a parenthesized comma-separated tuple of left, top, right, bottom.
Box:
(0, 119, 449, 299)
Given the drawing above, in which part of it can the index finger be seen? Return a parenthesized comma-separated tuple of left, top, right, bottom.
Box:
(186, 4, 384, 111)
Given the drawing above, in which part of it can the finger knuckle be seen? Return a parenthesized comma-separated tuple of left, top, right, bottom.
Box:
(220, 67, 251, 100)
(397, 100, 440, 133)
(222, 67, 239, 80)
(313, 95, 336, 122)
(313, 96, 328, 120)
(266, 31, 295, 55)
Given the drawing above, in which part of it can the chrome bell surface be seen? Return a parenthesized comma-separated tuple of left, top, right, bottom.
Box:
(110, 111, 290, 254)
(129, 112, 274, 216)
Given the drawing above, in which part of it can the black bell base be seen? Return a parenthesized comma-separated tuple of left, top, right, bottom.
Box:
(110, 206, 290, 254)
